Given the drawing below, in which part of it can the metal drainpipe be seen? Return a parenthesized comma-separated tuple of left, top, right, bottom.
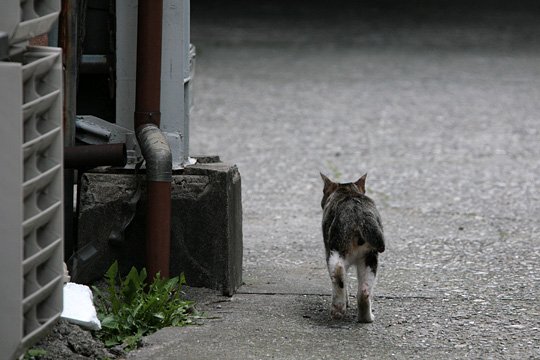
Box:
(59, 0, 80, 261)
(64, 143, 127, 169)
(134, 0, 171, 279)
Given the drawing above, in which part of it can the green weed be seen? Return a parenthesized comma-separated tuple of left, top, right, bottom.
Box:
(23, 348, 47, 359)
(93, 261, 194, 350)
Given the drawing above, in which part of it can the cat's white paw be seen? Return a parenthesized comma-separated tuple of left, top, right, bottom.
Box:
(357, 311, 374, 323)
(330, 303, 347, 319)
(357, 295, 374, 323)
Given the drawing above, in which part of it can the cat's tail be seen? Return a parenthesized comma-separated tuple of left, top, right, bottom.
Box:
(363, 217, 385, 253)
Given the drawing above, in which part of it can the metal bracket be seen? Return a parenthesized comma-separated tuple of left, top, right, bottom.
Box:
(75, 115, 142, 167)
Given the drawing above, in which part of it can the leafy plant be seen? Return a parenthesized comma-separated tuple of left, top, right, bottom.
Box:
(93, 261, 194, 350)
(24, 348, 47, 359)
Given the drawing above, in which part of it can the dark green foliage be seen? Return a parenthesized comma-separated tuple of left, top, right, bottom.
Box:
(93, 261, 194, 350)
(24, 348, 47, 359)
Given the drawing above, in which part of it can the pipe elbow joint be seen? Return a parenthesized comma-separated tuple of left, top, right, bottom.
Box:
(136, 124, 172, 182)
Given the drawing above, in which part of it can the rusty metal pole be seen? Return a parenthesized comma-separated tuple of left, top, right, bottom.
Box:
(134, 0, 171, 280)
(64, 143, 127, 169)
(59, 0, 79, 260)
(135, 0, 163, 129)
(136, 124, 172, 281)
(146, 182, 171, 277)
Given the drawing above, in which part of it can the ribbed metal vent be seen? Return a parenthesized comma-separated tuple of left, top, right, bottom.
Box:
(0, 1, 63, 358)
(20, 45, 63, 350)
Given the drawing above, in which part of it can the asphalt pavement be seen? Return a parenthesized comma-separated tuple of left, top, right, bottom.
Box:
(129, 2, 540, 359)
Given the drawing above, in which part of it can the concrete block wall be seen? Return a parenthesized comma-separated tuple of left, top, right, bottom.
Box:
(74, 159, 242, 296)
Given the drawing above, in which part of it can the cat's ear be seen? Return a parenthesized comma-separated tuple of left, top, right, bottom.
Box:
(354, 173, 367, 194)
(320, 173, 337, 193)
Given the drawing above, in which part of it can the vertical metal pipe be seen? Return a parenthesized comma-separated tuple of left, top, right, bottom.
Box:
(59, 0, 78, 148)
(160, 0, 186, 169)
(136, 124, 172, 280)
(134, 0, 171, 280)
(146, 182, 171, 279)
(182, 0, 193, 167)
(59, 0, 79, 260)
(134, 0, 163, 129)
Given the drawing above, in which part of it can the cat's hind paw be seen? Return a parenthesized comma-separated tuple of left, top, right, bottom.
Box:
(330, 303, 347, 320)
(357, 311, 374, 323)
(357, 298, 374, 323)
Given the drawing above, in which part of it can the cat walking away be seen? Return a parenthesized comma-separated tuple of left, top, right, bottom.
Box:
(320, 173, 385, 322)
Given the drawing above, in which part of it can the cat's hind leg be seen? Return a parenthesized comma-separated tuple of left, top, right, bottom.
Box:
(327, 251, 348, 319)
(356, 252, 378, 323)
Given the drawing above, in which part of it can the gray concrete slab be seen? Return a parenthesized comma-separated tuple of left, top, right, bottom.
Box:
(130, 289, 538, 360)
(130, 2, 540, 359)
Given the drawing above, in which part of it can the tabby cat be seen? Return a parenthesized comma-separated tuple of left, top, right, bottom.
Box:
(320, 173, 385, 322)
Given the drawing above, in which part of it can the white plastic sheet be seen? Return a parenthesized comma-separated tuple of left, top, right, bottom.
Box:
(61, 283, 102, 331)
